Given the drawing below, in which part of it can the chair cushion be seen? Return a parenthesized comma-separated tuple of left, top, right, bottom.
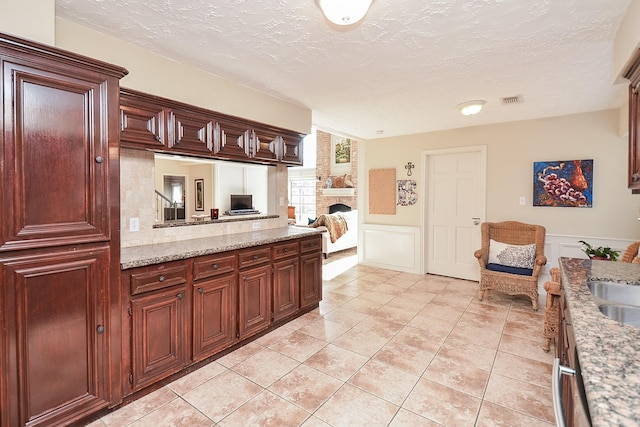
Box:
(486, 263, 533, 276)
(488, 239, 536, 269)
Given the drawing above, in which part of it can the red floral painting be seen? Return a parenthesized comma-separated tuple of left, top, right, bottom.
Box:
(533, 160, 593, 207)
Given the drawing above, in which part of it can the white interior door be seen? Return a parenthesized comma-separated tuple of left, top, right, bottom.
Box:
(424, 147, 485, 281)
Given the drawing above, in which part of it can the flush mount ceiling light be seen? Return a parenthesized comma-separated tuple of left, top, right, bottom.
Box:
(316, 0, 373, 26)
(458, 100, 486, 116)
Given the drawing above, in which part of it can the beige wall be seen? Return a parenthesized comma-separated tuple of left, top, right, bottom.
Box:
(363, 109, 640, 240)
(55, 19, 311, 134)
(0, 0, 55, 45)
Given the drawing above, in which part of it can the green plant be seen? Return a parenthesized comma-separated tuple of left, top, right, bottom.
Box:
(578, 240, 620, 261)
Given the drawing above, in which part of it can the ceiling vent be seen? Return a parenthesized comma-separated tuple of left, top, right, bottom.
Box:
(500, 95, 523, 105)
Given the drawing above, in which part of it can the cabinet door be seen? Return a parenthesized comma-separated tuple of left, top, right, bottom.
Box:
(1, 61, 113, 251)
(251, 129, 279, 162)
(120, 94, 167, 150)
(168, 108, 213, 155)
(214, 119, 251, 160)
(238, 264, 271, 339)
(0, 247, 112, 427)
(131, 287, 188, 390)
(193, 274, 237, 361)
(272, 257, 299, 322)
(280, 132, 304, 166)
(300, 252, 323, 309)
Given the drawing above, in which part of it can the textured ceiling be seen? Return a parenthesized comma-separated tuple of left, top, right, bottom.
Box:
(56, 0, 632, 140)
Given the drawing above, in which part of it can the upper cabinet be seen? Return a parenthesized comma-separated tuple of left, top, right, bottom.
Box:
(625, 48, 640, 192)
(120, 88, 304, 166)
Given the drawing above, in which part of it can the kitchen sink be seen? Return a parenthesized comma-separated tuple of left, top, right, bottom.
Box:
(598, 304, 640, 327)
(587, 281, 640, 306)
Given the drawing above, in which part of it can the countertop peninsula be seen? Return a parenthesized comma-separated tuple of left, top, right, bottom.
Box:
(121, 226, 321, 269)
(559, 257, 640, 426)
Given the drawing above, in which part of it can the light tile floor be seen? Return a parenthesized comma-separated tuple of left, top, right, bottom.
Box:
(89, 249, 556, 427)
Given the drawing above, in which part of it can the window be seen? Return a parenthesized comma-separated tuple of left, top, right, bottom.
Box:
(289, 179, 316, 224)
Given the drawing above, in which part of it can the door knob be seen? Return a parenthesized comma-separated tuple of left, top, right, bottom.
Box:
(472, 217, 481, 225)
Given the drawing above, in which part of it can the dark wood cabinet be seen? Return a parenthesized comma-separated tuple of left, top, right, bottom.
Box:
(0, 33, 127, 427)
(557, 291, 591, 427)
(238, 263, 272, 339)
(119, 88, 305, 165)
(300, 236, 323, 309)
(625, 48, 640, 192)
(124, 261, 189, 392)
(131, 285, 188, 390)
(192, 253, 237, 361)
(272, 241, 300, 321)
(251, 128, 280, 163)
(0, 247, 113, 427)
(169, 108, 213, 155)
(120, 90, 167, 150)
(280, 131, 305, 165)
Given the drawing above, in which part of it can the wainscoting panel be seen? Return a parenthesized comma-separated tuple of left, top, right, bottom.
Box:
(358, 228, 634, 284)
(359, 224, 422, 274)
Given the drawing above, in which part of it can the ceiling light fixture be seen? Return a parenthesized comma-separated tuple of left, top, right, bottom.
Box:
(316, 0, 373, 26)
(457, 100, 486, 116)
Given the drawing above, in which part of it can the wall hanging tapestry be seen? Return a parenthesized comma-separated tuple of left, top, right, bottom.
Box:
(533, 159, 593, 207)
(397, 180, 417, 206)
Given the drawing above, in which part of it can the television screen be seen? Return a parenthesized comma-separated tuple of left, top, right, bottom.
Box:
(230, 194, 253, 210)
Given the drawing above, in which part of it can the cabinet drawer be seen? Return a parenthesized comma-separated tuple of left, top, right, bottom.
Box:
(272, 240, 299, 260)
(300, 235, 322, 254)
(238, 247, 271, 269)
(193, 253, 237, 281)
(128, 264, 188, 296)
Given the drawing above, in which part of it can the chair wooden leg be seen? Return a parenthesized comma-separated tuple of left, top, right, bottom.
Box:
(478, 289, 485, 300)
(531, 298, 539, 311)
(542, 337, 551, 353)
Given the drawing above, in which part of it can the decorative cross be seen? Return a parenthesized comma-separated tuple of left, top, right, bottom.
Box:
(405, 162, 415, 176)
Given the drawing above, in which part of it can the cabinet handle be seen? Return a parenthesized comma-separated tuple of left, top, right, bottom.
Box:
(198, 287, 204, 294)
(95, 156, 104, 163)
(253, 255, 259, 260)
(284, 248, 289, 252)
(243, 276, 248, 281)
(96, 325, 105, 334)
(177, 292, 184, 300)
(213, 263, 219, 269)
(158, 275, 166, 282)
(155, 135, 161, 142)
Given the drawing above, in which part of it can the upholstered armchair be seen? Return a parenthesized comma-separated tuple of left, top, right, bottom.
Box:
(474, 221, 547, 310)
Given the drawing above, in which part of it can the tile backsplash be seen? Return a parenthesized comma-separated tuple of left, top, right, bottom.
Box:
(120, 148, 288, 248)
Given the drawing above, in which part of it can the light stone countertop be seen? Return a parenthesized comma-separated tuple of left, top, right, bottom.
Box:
(121, 226, 321, 270)
(559, 257, 640, 426)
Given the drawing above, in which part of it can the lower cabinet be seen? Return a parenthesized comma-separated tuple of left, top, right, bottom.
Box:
(238, 264, 272, 339)
(300, 236, 323, 309)
(0, 246, 115, 427)
(131, 286, 188, 390)
(193, 273, 237, 361)
(122, 235, 322, 400)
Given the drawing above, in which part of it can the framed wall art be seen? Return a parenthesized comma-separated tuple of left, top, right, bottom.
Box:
(331, 135, 352, 175)
(533, 159, 593, 207)
(195, 178, 204, 211)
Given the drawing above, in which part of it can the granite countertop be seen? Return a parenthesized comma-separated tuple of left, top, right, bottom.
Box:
(121, 226, 321, 269)
(559, 257, 640, 426)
